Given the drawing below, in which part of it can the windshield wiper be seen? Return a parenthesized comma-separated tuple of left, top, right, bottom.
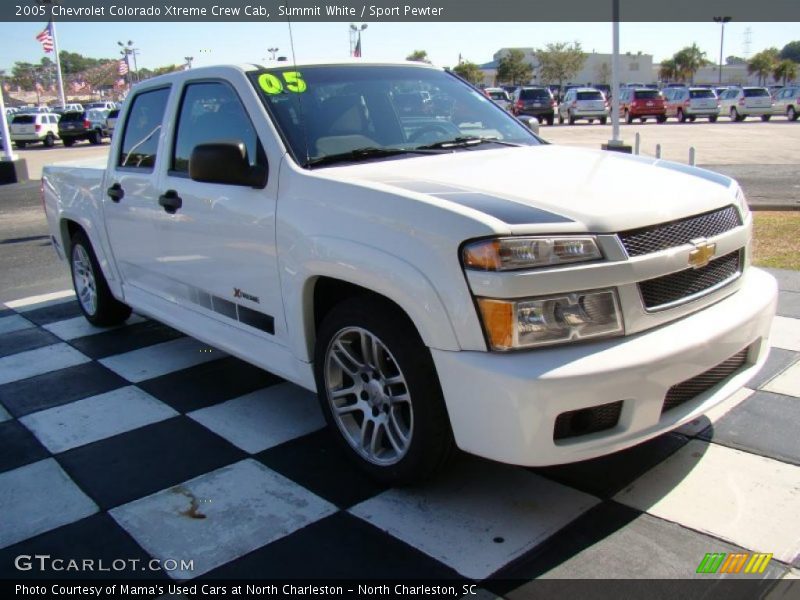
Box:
(416, 136, 524, 150)
(305, 147, 442, 168)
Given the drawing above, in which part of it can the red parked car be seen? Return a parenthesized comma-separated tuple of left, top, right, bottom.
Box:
(619, 88, 667, 123)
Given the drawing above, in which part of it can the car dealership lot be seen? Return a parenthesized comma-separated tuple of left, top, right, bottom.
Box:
(1, 120, 799, 587)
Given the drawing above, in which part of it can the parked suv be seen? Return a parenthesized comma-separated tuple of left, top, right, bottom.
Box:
(663, 87, 720, 122)
(619, 88, 666, 123)
(512, 86, 556, 125)
(484, 87, 512, 111)
(9, 112, 60, 148)
(85, 101, 117, 111)
(719, 87, 774, 121)
(558, 87, 608, 124)
(772, 86, 800, 121)
(58, 109, 110, 146)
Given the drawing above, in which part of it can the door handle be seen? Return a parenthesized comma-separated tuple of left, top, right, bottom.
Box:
(107, 183, 124, 202)
(158, 190, 183, 214)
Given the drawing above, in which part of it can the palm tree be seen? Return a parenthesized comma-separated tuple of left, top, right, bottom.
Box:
(659, 58, 679, 82)
(673, 44, 710, 84)
(773, 59, 798, 86)
(748, 48, 780, 85)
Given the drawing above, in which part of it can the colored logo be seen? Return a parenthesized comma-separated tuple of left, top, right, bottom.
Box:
(696, 552, 772, 574)
(688, 238, 717, 269)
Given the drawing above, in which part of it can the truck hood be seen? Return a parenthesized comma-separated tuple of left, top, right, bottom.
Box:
(314, 144, 738, 233)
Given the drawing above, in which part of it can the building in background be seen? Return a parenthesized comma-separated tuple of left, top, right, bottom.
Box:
(480, 48, 654, 88)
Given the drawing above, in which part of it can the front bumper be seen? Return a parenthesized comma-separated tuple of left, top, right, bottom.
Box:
(432, 268, 777, 466)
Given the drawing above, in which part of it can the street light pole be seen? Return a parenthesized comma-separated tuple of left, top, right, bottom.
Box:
(268, 47, 279, 60)
(349, 23, 367, 57)
(713, 16, 732, 85)
(184, 56, 193, 70)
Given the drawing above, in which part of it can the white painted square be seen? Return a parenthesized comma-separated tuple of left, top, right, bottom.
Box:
(21, 386, 178, 453)
(43, 313, 147, 341)
(0, 343, 90, 386)
(0, 458, 98, 549)
(350, 458, 599, 579)
(6, 290, 75, 311)
(99, 337, 225, 383)
(0, 314, 35, 335)
(615, 440, 800, 563)
(675, 387, 754, 437)
(770, 317, 800, 352)
(188, 383, 324, 454)
(762, 361, 800, 398)
(0, 404, 10, 423)
(110, 459, 336, 579)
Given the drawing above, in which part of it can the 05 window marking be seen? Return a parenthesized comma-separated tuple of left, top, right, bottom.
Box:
(257, 71, 307, 95)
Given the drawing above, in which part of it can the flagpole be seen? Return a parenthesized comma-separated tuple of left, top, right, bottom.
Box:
(50, 19, 66, 109)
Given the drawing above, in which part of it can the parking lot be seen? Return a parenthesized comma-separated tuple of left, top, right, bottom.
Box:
(1, 117, 799, 591)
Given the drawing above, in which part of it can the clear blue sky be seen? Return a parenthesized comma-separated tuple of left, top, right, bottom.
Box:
(0, 21, 797, 72)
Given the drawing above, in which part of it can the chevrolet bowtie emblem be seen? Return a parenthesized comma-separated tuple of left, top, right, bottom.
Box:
(688, 238, 717, 269)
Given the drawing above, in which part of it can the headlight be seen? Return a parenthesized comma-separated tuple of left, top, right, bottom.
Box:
(735, 186, 750, 220)
(463, 236, 602, 271)
(477, 289, 624, 350)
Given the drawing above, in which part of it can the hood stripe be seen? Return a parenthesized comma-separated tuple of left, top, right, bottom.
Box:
(382, 180, 573, 225)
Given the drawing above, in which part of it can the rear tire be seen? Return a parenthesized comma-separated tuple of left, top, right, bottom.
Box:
(657, 115, 667, 123)
(625, 110, 633, 124)
(546, 115, 554, 126)
(600, 117, 607, 125)
(788, 106, 798, 121)
(62, 137, 75, 147)
(69, 230, 132, 327)
(314, 296, 455, 485)
(677, 109, 686, 123)
(568, 111, 576, 125)
(14, 141, 26, 149)
(44, 133, 55, 147)
(709, 115, 718, 123)
(760, 114, 771, 122)
(89, 130, 102, 145)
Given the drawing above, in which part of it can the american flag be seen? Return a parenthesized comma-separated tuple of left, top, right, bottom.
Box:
(36, 22, 54, 53)
(118, 58, 129, 75)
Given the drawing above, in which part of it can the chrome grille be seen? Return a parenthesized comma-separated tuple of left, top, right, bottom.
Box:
(639, 250, 741, 310)
(662, 348, 749, 414)
(553, 401, 623, 441)
(619, 206, 741, 257)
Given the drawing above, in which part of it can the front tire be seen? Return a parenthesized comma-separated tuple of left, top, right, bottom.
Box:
(314, 297, 454, 485)
(62, 137, 76, 147)
(761, 114, 771, 122)
(89, 130, 102, 145)
(625, 110, 633, 124)
(69, 230, 132, 326)
(788, 106, 798, 121)
(709, 115, 718, 123)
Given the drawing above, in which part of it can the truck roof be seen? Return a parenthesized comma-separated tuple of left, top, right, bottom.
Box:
(136, 60, 441, 87)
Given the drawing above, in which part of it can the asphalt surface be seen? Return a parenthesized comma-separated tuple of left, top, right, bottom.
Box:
(0, 181, 71, 304)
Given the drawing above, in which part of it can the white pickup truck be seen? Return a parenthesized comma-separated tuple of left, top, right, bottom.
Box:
(43, 61, 777, 483)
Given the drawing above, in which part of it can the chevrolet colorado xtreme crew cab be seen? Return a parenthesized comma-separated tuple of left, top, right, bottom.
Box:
(43, 62, 777, 483)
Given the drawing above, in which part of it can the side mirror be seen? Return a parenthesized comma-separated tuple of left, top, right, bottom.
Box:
(189, 142, 267, 188)
(520, 116, 540, 135)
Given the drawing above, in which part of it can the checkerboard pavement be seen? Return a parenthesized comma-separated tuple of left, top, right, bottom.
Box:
(1, 272, 799, 590)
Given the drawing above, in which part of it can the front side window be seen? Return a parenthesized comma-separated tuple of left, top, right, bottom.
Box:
(172, 81, 261, 174)
(250, 65, 539, 167)
(118, 87, 170, 169)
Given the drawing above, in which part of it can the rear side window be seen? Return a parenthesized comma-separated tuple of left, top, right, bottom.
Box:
(12, 115, 34, 124)
(690, 90, 715, 99)
(577, 91, 603, 100)
(118, 87, 170, 169)
(633, 90, 661, 99)
(743, 88, 769, 97)
(171, 81, 261, 174)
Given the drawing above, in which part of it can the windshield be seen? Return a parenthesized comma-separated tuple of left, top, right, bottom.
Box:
(488, 90, 509, 101)
(249, 65, 539, 167)
(577, 91, 603, 100)
(743, 88, 769, 97)
(519, 88, 550, 100)
(690, 89, 715, 99)
(633, 90, 661, 99)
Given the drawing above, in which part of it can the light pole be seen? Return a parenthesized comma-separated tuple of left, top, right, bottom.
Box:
(184, 56, 193, 70)
(268, 47, 279, 60)
(350, 23, 367, 57)
(118, 40, 140, 82)
(713, 16, 732, 85)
